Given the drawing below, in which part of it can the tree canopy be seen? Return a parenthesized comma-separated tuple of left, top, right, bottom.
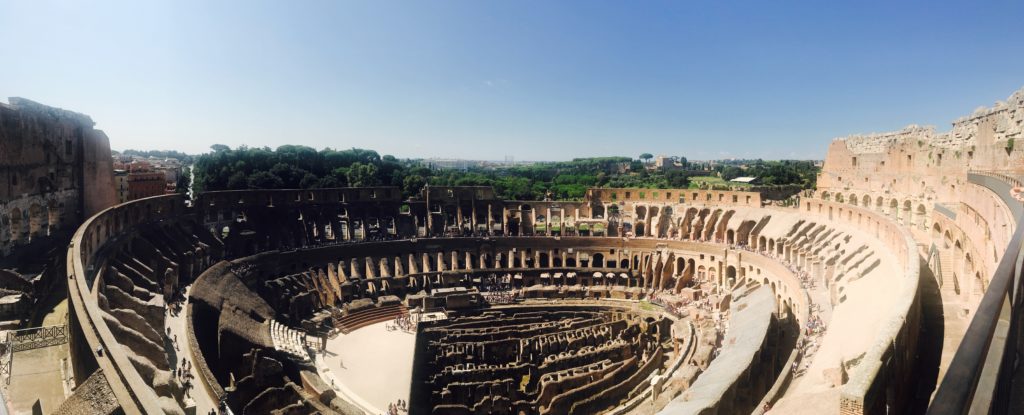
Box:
(190, 145, 818, 200)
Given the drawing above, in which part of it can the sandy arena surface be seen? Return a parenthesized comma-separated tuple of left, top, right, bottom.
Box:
(320, 320, 416, 412)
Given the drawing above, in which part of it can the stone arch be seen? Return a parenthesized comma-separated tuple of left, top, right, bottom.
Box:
(836, 193, 845, 203)
(726, 229, 735, 245)
(768, 238, 776, 253)
(47, 200, 60, 233)
(821, 191, 831, 201)
(29, 203, 45, 238)
(9, 207, 23, 242)
(758, 236, 767, 251)
(974, 271, 985, 298)
(964, 252, 974, 281)
(736, 220, 756, 246)
(849, 193, 858, 206)
(592, 253, 604, 268)
(875, 196, 884, 211)
(943, 230, 953, 249)
(725, 265, 737, 286)
(916, 204, 928, 229)
(889, 199, 899, 217)
(862, 195, 871, 206)
(932, 222, 942, 241)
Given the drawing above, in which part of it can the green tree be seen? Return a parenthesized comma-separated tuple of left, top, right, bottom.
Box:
(226, 171, 248, 189)
(403, 174, 426, 196)
(639, 153, 654, 164)
(247, 171, 284, 189)
(348, 162, 381, 186)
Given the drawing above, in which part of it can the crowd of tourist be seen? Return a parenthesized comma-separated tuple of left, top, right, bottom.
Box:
(385, 399, 408, 415)
(647, 291, 687, 318)
(479, 274, 518, 304)
(388, 314, 417, 333)
(228, 262, 257, 276)
(790, 299, 829, 378)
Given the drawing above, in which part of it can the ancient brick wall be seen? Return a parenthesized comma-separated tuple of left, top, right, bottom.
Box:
(0, 98, 116, 255)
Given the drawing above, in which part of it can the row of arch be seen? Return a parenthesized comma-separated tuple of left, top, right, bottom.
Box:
(2, 200, 63, 244)
(931, 220, 986, 302)
(820, 191, 929, 230)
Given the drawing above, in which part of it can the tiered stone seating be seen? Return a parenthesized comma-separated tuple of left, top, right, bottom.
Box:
(332, 303, 408, 334)
(93, 222, 219, 413)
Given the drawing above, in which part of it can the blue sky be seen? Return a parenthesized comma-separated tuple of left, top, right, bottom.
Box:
(2, 1, 1022, 160)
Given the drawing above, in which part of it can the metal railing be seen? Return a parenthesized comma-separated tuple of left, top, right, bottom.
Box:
(928, 172, 1024, 415)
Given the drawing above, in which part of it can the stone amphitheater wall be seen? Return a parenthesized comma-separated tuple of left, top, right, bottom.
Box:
(64, 186, 921, 414)
(797, 199, 921, 415)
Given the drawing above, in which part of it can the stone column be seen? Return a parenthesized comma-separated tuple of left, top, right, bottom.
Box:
(456, 198, 464, 230)
(546, 207, 552, 236)
(487, 204, 494, 234)
(471, 200, 477, 232)
(425, 189, 432, 235)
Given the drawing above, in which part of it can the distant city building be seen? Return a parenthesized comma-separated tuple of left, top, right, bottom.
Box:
(114, 169, 129, 203)
(654, 155, 680, 171)
(111, 153, 184, 200)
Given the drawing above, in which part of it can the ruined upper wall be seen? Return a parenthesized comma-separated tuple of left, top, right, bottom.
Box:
(819, 87, 1024, 203)
(0, 98, 117, 254)
(837, 88, 1023, 156)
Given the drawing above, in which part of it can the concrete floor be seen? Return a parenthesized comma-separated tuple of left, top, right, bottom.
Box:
(7, 343, 69, 414)
(4, 286, 71, 414)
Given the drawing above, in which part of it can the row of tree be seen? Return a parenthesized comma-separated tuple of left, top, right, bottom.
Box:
(191, 145, 817, 201)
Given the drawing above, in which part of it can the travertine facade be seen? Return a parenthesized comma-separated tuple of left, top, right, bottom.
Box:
(813, 88, 1023, 415)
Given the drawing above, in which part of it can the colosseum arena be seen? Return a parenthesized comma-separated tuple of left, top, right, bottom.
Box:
(0, 88, 1019, 415)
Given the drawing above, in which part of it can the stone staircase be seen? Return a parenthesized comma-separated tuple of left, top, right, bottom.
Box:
(938, 249, 959, 296)
(269, 319, 311, 361)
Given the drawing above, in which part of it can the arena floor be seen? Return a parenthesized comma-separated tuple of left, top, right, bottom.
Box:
(321, 320, 416, 412)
